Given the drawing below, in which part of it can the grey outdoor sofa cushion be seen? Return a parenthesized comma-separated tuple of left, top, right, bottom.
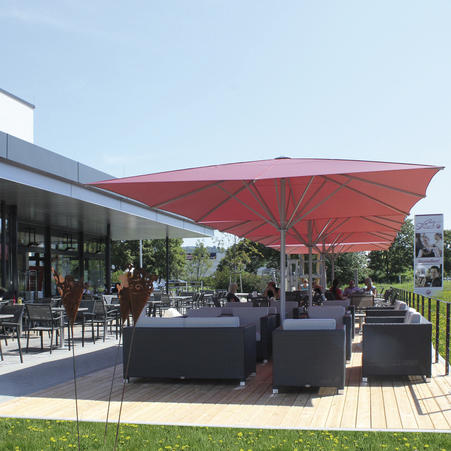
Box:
(185, 307, 223, 317)
(283, 318, 336, 330)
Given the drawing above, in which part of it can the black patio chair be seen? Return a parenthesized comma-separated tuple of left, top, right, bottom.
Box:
(65, 299, 96, 348)
(252, 296, 270, 307)
(0, 304, 25, 363)
(84, 300, 117, 341)
(156, 294, 172, 317)
(211, 293, 222, 308)
(25, 304, 61, 354)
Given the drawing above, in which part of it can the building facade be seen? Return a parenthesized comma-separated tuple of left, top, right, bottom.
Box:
(0, 90, 212, 299)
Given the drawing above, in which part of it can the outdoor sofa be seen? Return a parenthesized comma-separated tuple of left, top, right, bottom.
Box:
(272, 318, 346, 392)
(186, 306, 278, 361)
(362, 307, 432, 378)
(123, 316, 256, 384)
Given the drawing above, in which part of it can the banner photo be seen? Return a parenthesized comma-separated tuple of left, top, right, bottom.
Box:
(414, 214, 444, 296)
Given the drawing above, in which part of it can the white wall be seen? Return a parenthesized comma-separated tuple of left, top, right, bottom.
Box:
(0, 90, 34, 143)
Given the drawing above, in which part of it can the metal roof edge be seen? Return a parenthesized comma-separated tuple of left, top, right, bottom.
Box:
(0, 88, 35, 109)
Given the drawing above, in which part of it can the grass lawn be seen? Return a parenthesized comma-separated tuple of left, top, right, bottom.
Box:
(0, 418, 450, 450)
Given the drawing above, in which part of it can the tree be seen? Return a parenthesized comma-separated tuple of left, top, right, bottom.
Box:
(112, 238, 186, 280)
(327, 252, 369, 285)
(217, 238, 280, 274)
(367, 219, 414, 282)
(185, 241, 213, 281)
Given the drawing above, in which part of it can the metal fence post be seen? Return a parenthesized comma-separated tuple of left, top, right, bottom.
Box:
(446, 303, 450, 376)
(435, 299, 440, 364)
(427, 297, 431, 322)
(421, 295, 424, 317)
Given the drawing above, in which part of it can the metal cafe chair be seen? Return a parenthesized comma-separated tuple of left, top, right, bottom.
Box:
(25, 304, 61, 354)
(0, 304, 25, 363)
(156, 294, 172, 317)
(64, 299, 96, 348)
(84, 300, 117, 341)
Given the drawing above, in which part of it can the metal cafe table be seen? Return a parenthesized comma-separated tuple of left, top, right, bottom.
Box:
(0, 314, 13, 319)
(52, 307, 88, 348)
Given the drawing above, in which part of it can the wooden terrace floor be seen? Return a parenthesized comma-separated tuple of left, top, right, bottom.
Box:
(0, 336, 450, 431)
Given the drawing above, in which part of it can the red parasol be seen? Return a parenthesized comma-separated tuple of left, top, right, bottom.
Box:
(90, 157, 442, 320)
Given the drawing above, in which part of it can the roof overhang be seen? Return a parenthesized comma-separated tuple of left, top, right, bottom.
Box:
(0, 134, 212, 240)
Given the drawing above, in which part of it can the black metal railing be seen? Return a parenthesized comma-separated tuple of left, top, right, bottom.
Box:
(397, 288, 450, 375)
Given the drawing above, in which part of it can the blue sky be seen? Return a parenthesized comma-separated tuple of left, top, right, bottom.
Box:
(1, 1, 450, 242)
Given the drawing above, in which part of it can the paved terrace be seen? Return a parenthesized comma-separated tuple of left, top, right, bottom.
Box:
(0, 329, 449, 432)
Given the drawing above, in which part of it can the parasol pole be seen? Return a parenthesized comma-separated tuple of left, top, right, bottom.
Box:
(308, 220, 313, 308)
(331, 251, 336, 281)
(279, 179, 286, 324)
(139, 240, 143, 268)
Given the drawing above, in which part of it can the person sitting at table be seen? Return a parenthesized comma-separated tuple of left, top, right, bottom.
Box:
(226, 283, 240, 302)
(329, 279, 345, 300)
(83, 282, 92, 295)
(364, 277, 377, 295)
(343, 280, 359, 298)
(264, 281, 280, 299)
(312, 279, 323, 294)
(299, 279, 309, 291)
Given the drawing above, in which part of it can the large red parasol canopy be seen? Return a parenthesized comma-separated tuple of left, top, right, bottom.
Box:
(90, 157, 442, 319)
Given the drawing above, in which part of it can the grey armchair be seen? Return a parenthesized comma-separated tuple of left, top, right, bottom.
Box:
(273, 319, 346, 391)
(362, 311, 431, 378)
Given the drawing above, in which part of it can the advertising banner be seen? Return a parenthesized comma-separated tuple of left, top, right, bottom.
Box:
(414, 214, 444, 296)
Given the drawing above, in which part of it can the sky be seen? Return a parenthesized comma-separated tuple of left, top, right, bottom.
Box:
(1, 1, 450, 245)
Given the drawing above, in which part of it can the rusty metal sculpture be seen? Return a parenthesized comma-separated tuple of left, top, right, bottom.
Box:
(104, 266, 158, 448)
(52, 271, 84, 325)
(117, 266, 157, 324)
(52, 269, 84, 451)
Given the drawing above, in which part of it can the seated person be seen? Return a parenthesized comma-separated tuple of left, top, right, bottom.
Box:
(343, 280, 359, 298)
(83, 282, 92, 295)
(264, 281, 280, 299)
(226, 282, 240, 302)
(364, 277, 377, 295)
(312, 278, 323, 294)
(299, 279, 309, 291)
(329, 279, 345, 300)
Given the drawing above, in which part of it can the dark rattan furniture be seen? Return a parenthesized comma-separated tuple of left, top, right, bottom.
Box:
(272, 321, 346, 391)
(362, 319, 432, 378)
(123, 322, 256, 384)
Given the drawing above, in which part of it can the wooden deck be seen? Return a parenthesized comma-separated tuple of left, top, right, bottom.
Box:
(0, 336, 450, 431)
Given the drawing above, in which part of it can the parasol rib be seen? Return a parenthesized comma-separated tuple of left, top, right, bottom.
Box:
(361, 216, 403, 232)
(344, 174, 426, 198)
(323, 175, 410, 216)
(195, 182, 251, 222)
(216, 184, 279, 228)
(289, 179, 352, 229)
(246, 182, 280, 227)
(286, 176, 315, 228)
